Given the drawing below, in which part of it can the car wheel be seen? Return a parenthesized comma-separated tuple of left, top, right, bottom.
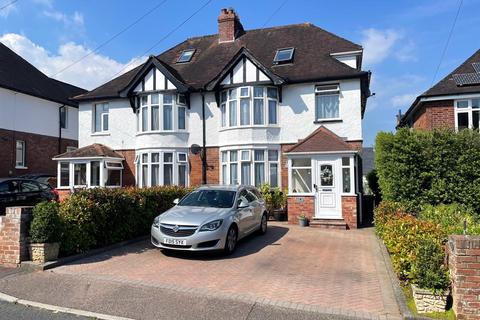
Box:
(258, 213, 267, 235)
(224, 226, 237, 255)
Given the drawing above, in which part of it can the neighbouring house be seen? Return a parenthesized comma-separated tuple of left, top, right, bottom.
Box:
(0, 42, 86, 178)
(54, 8, 371, 229)
(398, 49, 480, 130)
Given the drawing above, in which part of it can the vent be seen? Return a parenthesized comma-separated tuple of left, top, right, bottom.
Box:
(452, 73, 480, 86)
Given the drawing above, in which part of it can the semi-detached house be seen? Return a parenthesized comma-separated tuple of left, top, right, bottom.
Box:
(54, 8, 371, 229)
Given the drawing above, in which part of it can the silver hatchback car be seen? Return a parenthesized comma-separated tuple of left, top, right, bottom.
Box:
(151, 185, 268, 254)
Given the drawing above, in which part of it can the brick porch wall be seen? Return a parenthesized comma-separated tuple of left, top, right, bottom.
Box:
(287, 196, 314, 224)
(0, 128, 77, 177)
(116, 149, 136, 186)
(342, 195, 358, 229)
(189, 147, 220, 186)
(447, 235, 480, 320)
(280, 144, 294, 190)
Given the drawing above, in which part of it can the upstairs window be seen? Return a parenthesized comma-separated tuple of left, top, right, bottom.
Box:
(94, 103, 109, 132)
(137, 93, 187, 133)
(60, 106, 67, 129)
(177, 49, 195, 63)
(315, 84, 340, 121)
(274, 48, 295, 64)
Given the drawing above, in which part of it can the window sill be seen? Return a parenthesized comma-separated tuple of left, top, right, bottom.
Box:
(136, 130, 188, 136)
(91, 132, 110, 136)
(314, 119, 343, 124)
(15, 166, 28, 169)
(219, 125, 280, 132)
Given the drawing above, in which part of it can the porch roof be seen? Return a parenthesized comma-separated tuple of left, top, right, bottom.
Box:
(285, 126, 355, 154)
(53, 143, 124, 160)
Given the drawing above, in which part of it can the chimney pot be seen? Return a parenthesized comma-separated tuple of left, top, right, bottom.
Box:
(218, 8, 244, 43)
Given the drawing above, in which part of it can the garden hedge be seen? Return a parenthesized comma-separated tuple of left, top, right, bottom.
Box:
(375, 128, 480, 214)
(57, 186, 191, 255)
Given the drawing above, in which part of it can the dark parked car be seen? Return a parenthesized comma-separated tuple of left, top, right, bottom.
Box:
(18, 173, 56, 187)
(0, 178, 58, 215)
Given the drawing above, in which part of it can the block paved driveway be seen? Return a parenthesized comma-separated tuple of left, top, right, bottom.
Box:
(53, 222, 400, 318)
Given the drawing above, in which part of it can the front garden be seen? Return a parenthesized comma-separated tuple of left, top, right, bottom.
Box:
(374, 128, 480, 318)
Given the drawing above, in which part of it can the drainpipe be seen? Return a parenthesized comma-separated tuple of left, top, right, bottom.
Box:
(201, 91, 207, 185)
(58, 105, 65, 154)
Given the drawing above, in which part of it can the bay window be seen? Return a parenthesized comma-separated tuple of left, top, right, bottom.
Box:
(73, 163, 87, 186)
(137, 93, 187, 133)
(291, 158, 312, 193)
(57, 160, 123, 189)
(455, 98, 480, 131)
(221, 148, 280, 186)
(220, 86, 278, 128)
(315, 84, 340, 121)
(137, 151, 189, 187)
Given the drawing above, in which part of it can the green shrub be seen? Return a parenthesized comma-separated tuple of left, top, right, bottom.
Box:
(30, 201, 61, 243)
(412, 238, 450, 292)
(259, 184, 287, 211)
(419, 203, 480, 236)
(375, 128, 480, 214)
(59, 186, 191, 255)
(374, 201, 406, 238)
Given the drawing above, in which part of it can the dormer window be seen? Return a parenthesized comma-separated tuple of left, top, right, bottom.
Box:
(177, 49, 195, 63)
(274, 47, 294, 64)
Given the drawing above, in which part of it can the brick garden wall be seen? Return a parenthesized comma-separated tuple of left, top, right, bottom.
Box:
(0, 128, 77, 177)
(447, 235, 480, 320)
(0, 207, 32, 267)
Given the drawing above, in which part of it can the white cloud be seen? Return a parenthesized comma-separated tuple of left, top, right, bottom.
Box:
(0, 33, 146, 90)
(0, 2, 17, 18)
(43, 10, 84, 27)
(32, 0, 53, 8)
(361, 28, 403, 66)
(391, 93, 418, 108)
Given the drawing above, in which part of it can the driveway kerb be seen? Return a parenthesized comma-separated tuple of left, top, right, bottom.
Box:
(0, 291, 133, 320)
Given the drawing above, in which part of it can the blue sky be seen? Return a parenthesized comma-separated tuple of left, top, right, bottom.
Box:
(1, 0, 479, 145)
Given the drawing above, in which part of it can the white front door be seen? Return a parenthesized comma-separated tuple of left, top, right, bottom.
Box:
(314, 159, 342, 219)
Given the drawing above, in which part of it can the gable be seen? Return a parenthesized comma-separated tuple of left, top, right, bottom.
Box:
(286, 126, 354, 154)
(133, 67, 177, 93)
(219, 57, 271, 86)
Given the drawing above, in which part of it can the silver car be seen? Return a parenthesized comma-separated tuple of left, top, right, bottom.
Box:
(151, 185, 268, 254)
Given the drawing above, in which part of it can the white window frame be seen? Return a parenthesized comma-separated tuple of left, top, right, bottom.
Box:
(341, 156, 355, 195)
(273, 47, 295, 64)
(94, 103, 109, 133)
(137, 93, 187, 133)
(288, 158, 313, 196)
(136, 150, 189, 187)
(58, 162, 70, 188)
(315, 84, 341, 121)
(220, 86, 279, 129)
(454, 98, 480, 131)
(177, 49, 195, 63)
(15, 140, 26, 168)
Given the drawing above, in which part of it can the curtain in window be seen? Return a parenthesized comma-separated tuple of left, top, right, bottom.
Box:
(60, 163, 69, 187)
(142, 107, 148, 131)
(241, 163, 251, 185)
(220, 104, 226, 127)
(254, 99, 264, 125)
(269, 163, 278, 187)
(164, 164, 172, 185)
(230, 163, 238, 184)
(240, 99, 250, 125)
(74, 163, 87, 185)
(151, 164, 159, 186)
(90, 161, 100, 186)
(268, 100, 277, 124)
(254, 163, 265, 187)
(178, 107, 186, 130)
(142, 165, 148, 187)
(229, 101, 237, 126)
(178, 165, 187, 186)
(222, 164, 227, 184)
(151, 106, 159, 130)
(163, 106, 172, 130)
(95, 106, 102, 132)
(316, 94, 339, 119)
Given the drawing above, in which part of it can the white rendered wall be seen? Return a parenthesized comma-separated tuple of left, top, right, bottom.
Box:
(0, 87, 78, 140)
(334, 55, 357, 69)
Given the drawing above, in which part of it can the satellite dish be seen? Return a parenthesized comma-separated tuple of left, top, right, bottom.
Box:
(190, 144, 202, 155)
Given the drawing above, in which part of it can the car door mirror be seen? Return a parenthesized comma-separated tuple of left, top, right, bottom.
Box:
(173, 198, 179, 205)
(238, 199, 249, 209)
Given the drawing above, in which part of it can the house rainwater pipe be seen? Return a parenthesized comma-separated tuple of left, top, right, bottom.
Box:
(58, 105, 65, 154)
(201, 91, 207, 185)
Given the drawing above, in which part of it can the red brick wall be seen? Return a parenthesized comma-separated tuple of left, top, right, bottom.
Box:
(0, 128, 77, 177)
(448, 235, 480, 320)
(346, 140, 363, 152)
(0, 207, 32, 267)
(412, 100, 455, 130)
(189, 147, 220, 186)
(280, 144, 294, 190)
(217, 8, 242, 42)
(342, 196, 358, 229)
(287, 196, 314, 224)
(116, 149, 136, 186)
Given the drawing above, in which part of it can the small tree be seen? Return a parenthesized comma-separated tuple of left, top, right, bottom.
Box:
(412, 238, 450, 293)
(30, 201, 61, 243)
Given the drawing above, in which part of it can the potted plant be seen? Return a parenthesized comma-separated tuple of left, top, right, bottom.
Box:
(298, 214, 308, 227)
(29, 201, 62, 264)
(411, 238, 451, 313)
(272, 188, 288, 221)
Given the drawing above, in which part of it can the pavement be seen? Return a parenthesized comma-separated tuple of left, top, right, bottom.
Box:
(0, 300, 89, 320)
(0, 222, 402, 320)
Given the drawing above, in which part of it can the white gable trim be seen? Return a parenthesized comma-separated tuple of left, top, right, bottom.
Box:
(219, 57, 272, 86)
(133, 66, 178, 93)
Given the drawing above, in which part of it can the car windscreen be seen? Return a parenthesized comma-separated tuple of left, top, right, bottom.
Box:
(178, 190, 236, 208)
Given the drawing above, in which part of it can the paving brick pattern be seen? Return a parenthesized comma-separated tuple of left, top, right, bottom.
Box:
(53, 223, 400, 318)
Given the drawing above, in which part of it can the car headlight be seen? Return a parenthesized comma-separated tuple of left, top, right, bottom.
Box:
(199, 219, 223, 232)
(153, 216, 160, 228)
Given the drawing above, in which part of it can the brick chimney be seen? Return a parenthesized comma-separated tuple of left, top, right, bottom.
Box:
(218, 8, 244, 43)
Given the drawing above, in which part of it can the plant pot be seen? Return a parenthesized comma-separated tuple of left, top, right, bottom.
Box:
(29, 242, 60, 264)
(298, 218, 308, 227)
(411, 284, 450, 313)
(272, 208, 286, 221)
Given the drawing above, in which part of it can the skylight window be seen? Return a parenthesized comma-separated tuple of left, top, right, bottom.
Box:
(177, 49, 195, 63)
(274, 47, 295, 64)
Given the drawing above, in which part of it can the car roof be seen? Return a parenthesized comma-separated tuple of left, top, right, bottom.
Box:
(196, 184, 255, 192)
(0, 178, 39, 183)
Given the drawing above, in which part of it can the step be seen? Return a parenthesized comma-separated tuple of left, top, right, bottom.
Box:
(309, 219, 348, 230)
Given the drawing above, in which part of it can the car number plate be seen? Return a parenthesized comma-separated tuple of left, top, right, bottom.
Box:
(163, 238, 186, 246)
